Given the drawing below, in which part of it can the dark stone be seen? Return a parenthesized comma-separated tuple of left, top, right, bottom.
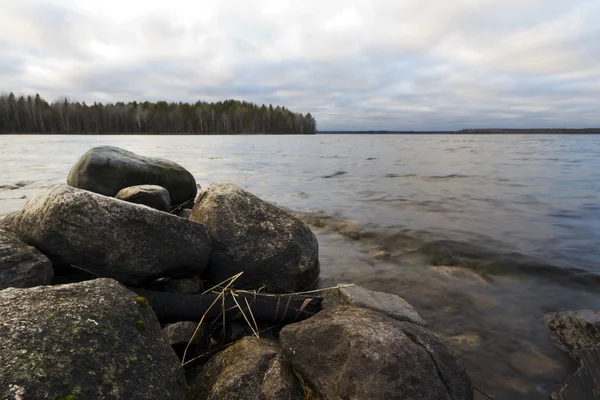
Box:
(545, 311, 600, 399)
(178, 209, 192, 219)
(164, 321, 205, 360)
(165, 276, 204, 294)
(1, 185, 211, 285)
(188, 337, 304, 400)
(67, 146, 197, 205)
(190, 183, 319, 293)
(115, 184, 171, 211)
(0, 278, 187, 399)
(322, 284, 426, 326)
(280, 306, 473, 400)
(0, 228, 53, 290)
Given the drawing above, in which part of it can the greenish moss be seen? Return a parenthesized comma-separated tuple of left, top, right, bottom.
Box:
(136, 320, 146, 331)
(135, 296, 149, 308)
(146, 354, 153, 361)
(405, 332, 417, 343)
(53, 395, 78, 400)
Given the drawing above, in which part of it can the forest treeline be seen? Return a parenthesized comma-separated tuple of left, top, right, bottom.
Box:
(0, 93, 317, 134)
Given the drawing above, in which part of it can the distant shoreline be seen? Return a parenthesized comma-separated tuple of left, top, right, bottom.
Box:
(2, 128, 600, 135)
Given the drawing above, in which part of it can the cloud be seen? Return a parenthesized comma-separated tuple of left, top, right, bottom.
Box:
(0, 0, 599, 130)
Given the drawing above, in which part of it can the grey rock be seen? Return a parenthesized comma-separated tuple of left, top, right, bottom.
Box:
(164, 321, 202, 347)
(1, 185, 211, 285)
(190, 183, 319, 293)
(0, 278, 187, 399)
(67, 145, 197, 205)
(322, 284, 426, 326)
(165, 276, 204, 294)
(115, 184, 171, 211)
(0, 228, 53, 290)
(178, 208, 192, 219)
(545, 311, 600, 400)
(188, 337, 304, 400)
(280, 306, 473, 400)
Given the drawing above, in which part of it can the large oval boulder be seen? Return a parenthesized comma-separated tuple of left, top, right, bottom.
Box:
(67, 146, 197, 206)
(0, 278, 187, 399)
(1, 185, 211, 284)
(280, 306, 473, 400)
(188, 337, 304, 400)
(190, 183, 319, 293)
(0, 228, 53, 290)
(115, 184, 171, 211)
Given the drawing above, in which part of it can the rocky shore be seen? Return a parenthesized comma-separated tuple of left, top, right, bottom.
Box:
(8, 145, 594, 399)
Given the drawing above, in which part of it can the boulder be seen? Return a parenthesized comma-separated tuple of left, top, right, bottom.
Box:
(67, 146, 197, 205)
(322, 284, 426, 326)
(190, 183, 319, 293)
(0, 279, 187, 399)
(280, 306, 473, 400)
(1, 185, 211, 285)
(0, 228, 53, 290)
(545, 311, 600, 400)
(188, 337, 304, 400)
(115, 184, 171, 211)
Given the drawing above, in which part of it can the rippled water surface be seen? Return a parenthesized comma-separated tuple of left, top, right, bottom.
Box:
(2, 134, 600, 399)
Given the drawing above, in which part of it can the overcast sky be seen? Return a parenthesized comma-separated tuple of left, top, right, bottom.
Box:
(1, 0, 599, 130)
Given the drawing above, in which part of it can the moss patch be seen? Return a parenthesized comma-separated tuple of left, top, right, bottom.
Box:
(136, 320, 146, 331)
(135, 296, 149, 308)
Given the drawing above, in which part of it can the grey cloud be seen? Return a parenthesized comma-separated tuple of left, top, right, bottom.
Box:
(1, 0, 599, 130)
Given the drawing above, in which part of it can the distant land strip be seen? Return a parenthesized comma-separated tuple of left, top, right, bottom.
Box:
(320, 129, 600, 134)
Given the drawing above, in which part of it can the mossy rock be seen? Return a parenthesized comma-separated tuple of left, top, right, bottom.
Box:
(0, 279, 187, 399)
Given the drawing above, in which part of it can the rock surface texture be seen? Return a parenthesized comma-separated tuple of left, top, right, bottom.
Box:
(322, 284, 426, 326)
(0, 228, 53, 290)
(280, 306, 473, 400)
(190, 182, 319, 293)
(188, 337, 304, 400)
(545, 310, 600, 400)
(67, 145, 197, 205)
(115, 184, 171, 211)
(1, 185, 211, 284)
(0, 279, 187, 399)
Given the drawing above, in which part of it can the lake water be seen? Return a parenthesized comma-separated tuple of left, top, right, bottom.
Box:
(2, 134, 600, 399)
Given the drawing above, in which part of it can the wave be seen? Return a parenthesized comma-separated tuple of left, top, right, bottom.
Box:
(293, 209, 600, 289)
(0, 181, 33, 190)
(321, 171, 348, 179)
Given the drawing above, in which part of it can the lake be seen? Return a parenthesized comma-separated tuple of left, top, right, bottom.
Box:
(2, 134, 600, 399)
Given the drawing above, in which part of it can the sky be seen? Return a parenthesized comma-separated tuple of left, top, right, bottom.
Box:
(0, 0, 599, 131)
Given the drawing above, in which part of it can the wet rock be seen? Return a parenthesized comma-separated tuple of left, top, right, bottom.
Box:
(545, 310, 600, 400)
(545, 310, 600, 353)
(0, 228, 53, 290)
(1, 185, 211, 285)
(0, 278, 187, 399)
(322, 284, 426, 326)
(188, 337, 304, 400)
(67, 145, 197, 205)
(115, 184, 171, 211)
(190, 182, 319, 293)
(165, 276, 204, 294)
(280, 306, 473, 400)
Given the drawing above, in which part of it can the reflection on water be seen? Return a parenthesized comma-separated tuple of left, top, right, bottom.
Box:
(2, 134, 600, 399)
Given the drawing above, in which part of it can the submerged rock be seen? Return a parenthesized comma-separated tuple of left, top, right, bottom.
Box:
(545, 310, 600, 400)
(188, 337, 304, 400)
(190, 182, 319, 293)
(165, 276, 204, 294)
(0, 278, 187, 399)
(322, 284, 426, 326)
(0, 228, 53, 290)
(280, 306, 473, 400)
(115, 184, 171, 211)
(67, 145, 197, 205)
(1, 185, 211, 284)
